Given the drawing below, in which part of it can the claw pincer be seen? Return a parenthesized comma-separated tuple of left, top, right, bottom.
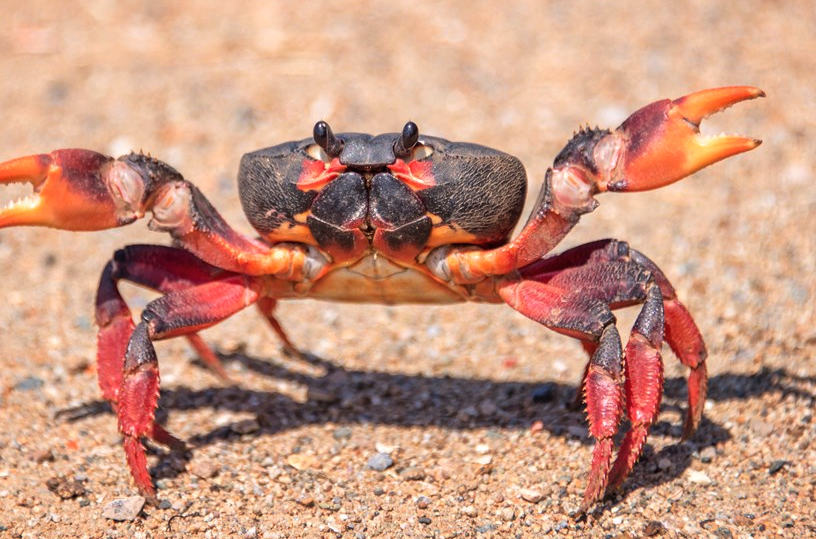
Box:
(599, 86, 764, 192)
(0, 149, 147, 230)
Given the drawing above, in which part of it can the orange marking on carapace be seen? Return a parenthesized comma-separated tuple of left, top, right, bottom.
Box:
(297, 157, 346, 191)
(388, 159, 435, 190)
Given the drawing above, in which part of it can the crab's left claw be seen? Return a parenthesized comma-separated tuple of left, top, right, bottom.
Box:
(0, 149, 146, 231)
(596, 86, 765, 193)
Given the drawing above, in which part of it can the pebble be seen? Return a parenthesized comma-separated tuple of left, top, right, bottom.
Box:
(687, 470, 713, 485)
(14, 376, 44, 391)
(768, 460, 788, 475)
(102, 496, 146, 521)
(399, 466, 425, 481)
(367, 453, 394, 471)
(415, 495, 431, 509)
(333, 427, 353, 440)
(45, 477, 86, 499)
(520, 488, 544, 503)
(461, 505, 477, 517)
(190, 459, 219, 479)
(657, 457, 673, 471)
(499, 507, 515, 521)
(532, 383, 557, 403)
(231, 418, 260, 435)
(700, 446, 717, 463)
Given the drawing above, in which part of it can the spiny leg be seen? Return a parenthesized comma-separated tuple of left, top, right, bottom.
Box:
(629, 249, 708, 438)
(96, 244, 238, 397)
(497, 277, 625, 512)
(118, 276, 263, 497)
(523, 239, 707, 440)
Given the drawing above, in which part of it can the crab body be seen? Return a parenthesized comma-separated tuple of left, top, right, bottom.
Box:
(238, 128, 526, 304)
(0, 87, 764, 513)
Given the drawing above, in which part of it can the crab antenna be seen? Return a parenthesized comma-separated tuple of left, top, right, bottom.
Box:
(313, 121, 344, 156)
(393, 121, 419, 157)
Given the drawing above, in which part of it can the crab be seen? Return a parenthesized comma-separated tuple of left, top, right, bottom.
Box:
(0, 86, 763, 512)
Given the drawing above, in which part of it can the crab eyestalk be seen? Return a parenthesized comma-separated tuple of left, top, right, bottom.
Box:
(595, 86, 765, 193)
(0, 149, 147, 230)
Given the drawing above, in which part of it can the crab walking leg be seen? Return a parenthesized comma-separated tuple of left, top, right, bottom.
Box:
(117, 276, 264, 497)
(628, 249, 708, 438)
(429, 87, 764, 284)
(496, 276, 626, 511)
(513, 254, 668, 503)
(255, 296, 305, 359)
(521, 239, 708, 438)
(0, 151, 328, 280)
(96, 244, 242, 389)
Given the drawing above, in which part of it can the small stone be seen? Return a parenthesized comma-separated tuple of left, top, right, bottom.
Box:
(102, 496, 146, 521)
(231, 418, 260, 435)
(367, 453, 394, 471)
(14, 376, 44, 391)
(190, 459, 219, 479)
(158, 499, 172, 510)
(749, 418, 775, 437)
(375, 442, 399, 454)
(699, 447, 717, 463)
(499, 507, 515, 521)
(416, 496, 431, 509)
(644, 520, 666, 536)
(461, 505, 478, 517)
(532, 383, 556, 403)
(657, 457, 672, 471)
(519, 488, 544, 503)
(296, 494, 315, 507)
(687, 470, 713, 485)
(418, 516, 432, 525)
(45, 477, 86, 499)
(286, 454, 317, 471)
(399, 466, 425, 481)
(333, 427, 353, 440)
(33, 449, 55, 464)
(768, 460, 788, 475)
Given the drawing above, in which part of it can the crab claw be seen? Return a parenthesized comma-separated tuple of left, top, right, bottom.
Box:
(0, 149, 146, 230)
(597, 86, 764, 192)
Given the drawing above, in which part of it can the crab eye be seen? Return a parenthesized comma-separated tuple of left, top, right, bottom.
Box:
(393, 121, 420, 158)
(312, 120, 344, 158)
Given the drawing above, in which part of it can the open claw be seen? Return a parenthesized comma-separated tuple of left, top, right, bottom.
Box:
(597, 86, 764, 192)
(0, 149, 146, 230)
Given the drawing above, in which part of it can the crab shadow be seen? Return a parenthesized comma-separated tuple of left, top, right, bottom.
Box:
(61, 350, 813, 506)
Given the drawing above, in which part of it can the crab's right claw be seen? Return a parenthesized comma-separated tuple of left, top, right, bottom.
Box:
(599, 86, 765, 192)
(0, 149, 146, 231)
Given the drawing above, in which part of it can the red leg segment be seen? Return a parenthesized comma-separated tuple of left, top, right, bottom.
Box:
(501, 246, 679, 510)
(117, 276, 263, 497)
(525, 239, 708, 440)
(496, 276, 625, 512)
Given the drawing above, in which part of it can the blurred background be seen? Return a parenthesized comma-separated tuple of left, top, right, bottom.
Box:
(0, 0, 813, 536)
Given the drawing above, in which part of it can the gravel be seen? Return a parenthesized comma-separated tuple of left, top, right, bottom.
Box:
(0, 1, 814, 538)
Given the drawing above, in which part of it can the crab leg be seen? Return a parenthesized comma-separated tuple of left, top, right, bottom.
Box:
(496, 274, 626, 512)
(429, 87, 763, 283)
(0, 150, 328, 280)
(521, 239, 708, 439)
(117, 276, 264, 497)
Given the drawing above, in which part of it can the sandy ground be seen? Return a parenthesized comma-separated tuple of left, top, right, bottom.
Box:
(0, 1, 814, 538)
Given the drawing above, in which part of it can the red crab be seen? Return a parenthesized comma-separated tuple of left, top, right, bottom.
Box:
(0, 87, 763, 512)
